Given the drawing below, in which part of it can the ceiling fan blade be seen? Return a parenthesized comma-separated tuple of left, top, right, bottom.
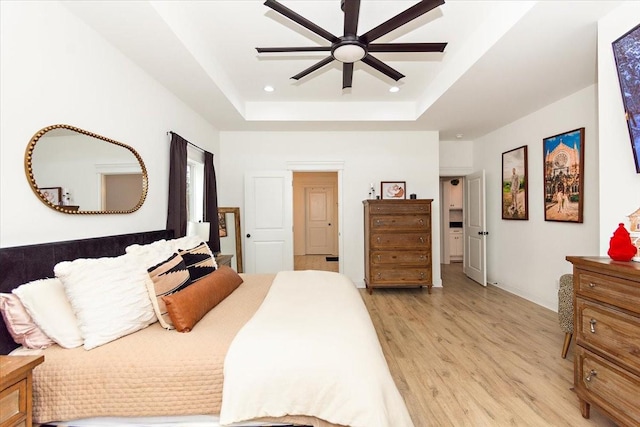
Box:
(257, 46, 332, 53)
(343, 62, 354, 89)
(361, 54, 405, 81)
(264, 0, 338, 43)
(367, 42, 447, 53)
(360, 0, 445, 43)
(291, 56, 335, 80)
(343, 0, 361, 36)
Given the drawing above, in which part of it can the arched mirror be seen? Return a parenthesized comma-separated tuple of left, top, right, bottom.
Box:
(24, 124, 148, 214)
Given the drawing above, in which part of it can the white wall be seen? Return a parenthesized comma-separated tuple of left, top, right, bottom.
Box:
(473, 85, 599, 310)
(217, 131, 441, 288)
(597, 3, 640, 253)
(0, 1, 219, 247)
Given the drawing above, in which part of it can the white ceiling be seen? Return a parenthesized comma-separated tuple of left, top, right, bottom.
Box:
(62, 0, 621, 140)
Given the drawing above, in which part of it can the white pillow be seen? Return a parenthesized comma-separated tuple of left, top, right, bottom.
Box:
(126, 236, 217, 269)
(13, 278, 83, 349)
(54, 253, 157, 350)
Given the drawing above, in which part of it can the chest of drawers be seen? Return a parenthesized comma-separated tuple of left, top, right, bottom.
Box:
(363, 199, 433, 294)
(565, 256, 640, 427)
(0, 355, 44, 427)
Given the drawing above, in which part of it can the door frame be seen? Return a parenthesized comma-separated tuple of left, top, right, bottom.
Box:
(288, 161, 344, 273)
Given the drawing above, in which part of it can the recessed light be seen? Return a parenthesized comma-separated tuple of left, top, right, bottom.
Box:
(389, 86, 400, 93)
(456, 134, 464, 139)
(263, 85, 275, 92)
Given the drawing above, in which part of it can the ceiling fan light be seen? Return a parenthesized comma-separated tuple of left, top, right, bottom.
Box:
(332, 44, 366, 63)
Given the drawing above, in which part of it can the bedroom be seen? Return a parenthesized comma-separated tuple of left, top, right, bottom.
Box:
(0, 1, 639, 426)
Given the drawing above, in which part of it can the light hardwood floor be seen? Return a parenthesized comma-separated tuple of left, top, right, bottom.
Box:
(294, 255, 339, 272)
(360, 263, 618, 427)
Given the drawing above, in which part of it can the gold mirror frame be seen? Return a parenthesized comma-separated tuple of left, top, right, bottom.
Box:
(218, 207, 243, 273)
(24, 124, 148, 214)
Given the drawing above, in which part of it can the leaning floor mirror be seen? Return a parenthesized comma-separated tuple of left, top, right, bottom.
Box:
(218, 207, 243, 273)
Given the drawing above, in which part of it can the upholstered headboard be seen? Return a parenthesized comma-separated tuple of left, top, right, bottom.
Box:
(0, 229, 174, 354)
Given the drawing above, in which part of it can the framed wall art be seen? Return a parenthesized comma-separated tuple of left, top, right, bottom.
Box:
(39, 187, 62, 205)
(501, 145, 528, 220)
(381, 181, 406, 199)
(612, 23, 640, 173)
(543, 128, 585, 223)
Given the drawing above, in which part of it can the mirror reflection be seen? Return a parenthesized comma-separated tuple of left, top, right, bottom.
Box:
(25, 124, 148, 214)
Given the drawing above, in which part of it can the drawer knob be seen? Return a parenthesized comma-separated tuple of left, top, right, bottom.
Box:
(589, 282, 596, 288)
(419, 219, 424, 225)
(377, 237, 381, 244)
(420, 272, 425, 279)
(377, 255, 381, 262)
(590, 318, 597, 334)
(585, 370, 597, 383)
(419, 236, 425, 244)
(376, 272, 381, 279)
(376, 220, 381, 225)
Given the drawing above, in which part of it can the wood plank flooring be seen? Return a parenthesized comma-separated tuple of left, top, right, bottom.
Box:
(294, 255, 339, 272)
(360, 263, 618, 427)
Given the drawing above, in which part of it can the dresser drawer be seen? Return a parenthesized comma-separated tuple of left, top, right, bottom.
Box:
(368, 203, 430, 215)
(370, 233, 430, 249)
(576, 298, 640, 374)
(370, 214, 430, 231)
(575, 346, 640, 426)
(370, 267, 431, 285)
(370, 251, 430, 265)
(576, 269, 640, 314)
(0, 378, 26, 426)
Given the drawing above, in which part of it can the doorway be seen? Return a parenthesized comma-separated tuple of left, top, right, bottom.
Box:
(440, 176, 464, 265)
(293, 172, 339, 273)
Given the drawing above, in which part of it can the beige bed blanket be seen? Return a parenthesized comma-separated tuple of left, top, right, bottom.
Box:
(30, 273, 275, 424)
(221, 271, 414, 427)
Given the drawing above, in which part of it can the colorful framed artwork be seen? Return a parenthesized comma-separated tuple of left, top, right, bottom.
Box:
(543, 128, 585, 223)
(501, 145, 528, 220)
(38, 187, 62, 205)
(381, 181, 406, 199)
(612, 23, 640, 173)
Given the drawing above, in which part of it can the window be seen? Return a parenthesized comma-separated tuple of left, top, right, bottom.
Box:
(186, 146, 205, 222)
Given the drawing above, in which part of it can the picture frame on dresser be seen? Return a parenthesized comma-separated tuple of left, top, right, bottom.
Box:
(380, 181, 406, 199)
(38, 187, 62, 205)
(501, 145, 528, 220)
(543, 128, 585, 223)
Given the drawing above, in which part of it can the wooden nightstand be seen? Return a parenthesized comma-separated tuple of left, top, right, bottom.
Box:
(215, 254, 233, 268)
(0, 355, 44, 427)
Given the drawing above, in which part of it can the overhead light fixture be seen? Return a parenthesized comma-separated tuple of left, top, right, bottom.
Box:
(389, 86, 400, 93)
(331, 40, 367, 63)
(263, 85, 275, 92)
(456, 133, 464, 139)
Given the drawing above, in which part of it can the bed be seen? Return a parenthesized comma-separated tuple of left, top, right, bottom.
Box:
(0, 230, 414, 427)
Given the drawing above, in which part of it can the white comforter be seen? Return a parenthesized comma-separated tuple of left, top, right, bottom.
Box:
(220, 270, 414, 427)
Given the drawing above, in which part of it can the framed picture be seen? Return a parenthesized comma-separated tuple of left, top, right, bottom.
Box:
(543, 128, 585, 223)
(39, 187, 62, 205)
(612, 23, 640, 173)
(381, 181, 406, 199)
(501, 145, 528, 220)
(218, 212, 227, 237)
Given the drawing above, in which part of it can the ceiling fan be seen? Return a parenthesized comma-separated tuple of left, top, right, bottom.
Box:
(256, 0, 447, 89)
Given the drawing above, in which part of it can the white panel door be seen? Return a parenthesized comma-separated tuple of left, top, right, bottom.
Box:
(244, 170, 293, 273)
(305, 187, 335, 255)
(464, 170, 487, 286)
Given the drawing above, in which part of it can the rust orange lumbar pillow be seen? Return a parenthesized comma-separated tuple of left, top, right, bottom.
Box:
(162, 265, 243, 332)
